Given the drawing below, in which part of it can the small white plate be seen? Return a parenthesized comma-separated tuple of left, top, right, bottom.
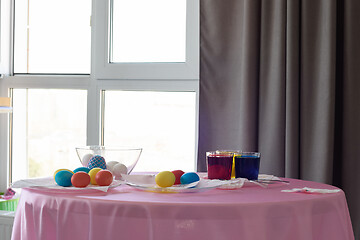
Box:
(125, 181, 217, 193)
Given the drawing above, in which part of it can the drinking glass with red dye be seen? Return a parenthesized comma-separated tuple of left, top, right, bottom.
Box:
(206, 151, 234, 180)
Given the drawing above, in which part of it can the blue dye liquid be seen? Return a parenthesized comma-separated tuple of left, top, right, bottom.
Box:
(234, 155, 260, 180)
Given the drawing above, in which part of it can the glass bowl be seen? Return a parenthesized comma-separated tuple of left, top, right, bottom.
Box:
(75, 146, 142, 174)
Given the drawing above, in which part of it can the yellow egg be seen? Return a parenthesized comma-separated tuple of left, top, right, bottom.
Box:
(155, 171, 176, 188)
(53, 169, 74, 179)
(89, 168, 102, 185)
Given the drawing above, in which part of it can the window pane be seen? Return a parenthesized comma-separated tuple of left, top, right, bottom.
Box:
(11, 89, 87, 182)
(111, 0, 186, 63)
(14, 0, 91, 74)
(104, 91, 196, 172)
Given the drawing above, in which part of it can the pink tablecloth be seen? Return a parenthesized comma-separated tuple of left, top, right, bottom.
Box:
(11, 177, 354, 240)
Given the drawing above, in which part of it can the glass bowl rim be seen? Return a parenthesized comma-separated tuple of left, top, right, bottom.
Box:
(75, 145, 143, 151)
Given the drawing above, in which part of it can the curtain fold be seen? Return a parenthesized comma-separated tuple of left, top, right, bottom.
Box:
(299, 0, 337, 183)
(341, 0, 360, 237)
(199, 0, 359, 237)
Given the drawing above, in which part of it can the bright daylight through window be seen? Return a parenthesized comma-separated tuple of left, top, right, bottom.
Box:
(14, 0, 91, 74)
(11, 89, 87, 183)
(0, 0, 198, 187)
(110, 0, 186, 63)
(104, 91, 196, 172)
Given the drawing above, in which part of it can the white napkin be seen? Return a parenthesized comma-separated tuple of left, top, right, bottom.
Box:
(120, 173, 283, 191)
(203, 178, 246, 189)
(11, 177, 122, 192)
(281, 187, 341, 194)
(120, 174, 156, 186)
(258, 174, 282, 181)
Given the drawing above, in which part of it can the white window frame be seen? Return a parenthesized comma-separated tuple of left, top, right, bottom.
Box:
(0, 0, 13, 76)
(0, 0, 199, 191)
(93, 0, 199, 80)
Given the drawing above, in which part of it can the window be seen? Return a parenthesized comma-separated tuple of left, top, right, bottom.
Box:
(110, 0, 186, 63)
(0, 0, 199, 190)
(103, 90, 196, 172)
(93, 0, 198, 79)
(11, 89, 87, 182)
(14, 0, 91, 74)
(0, 0, 12, 75)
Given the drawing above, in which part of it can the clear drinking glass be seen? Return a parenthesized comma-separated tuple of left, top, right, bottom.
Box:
(234, 152, 261, 180)
(206, 151, 235, 180)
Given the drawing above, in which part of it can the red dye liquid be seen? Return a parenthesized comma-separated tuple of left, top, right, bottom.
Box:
(207, 155, 233, 180)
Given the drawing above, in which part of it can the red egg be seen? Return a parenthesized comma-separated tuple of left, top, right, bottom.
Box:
(171, 170, 185, 185)
(71, 172, 90, 188)
(95, 170, 113, 186)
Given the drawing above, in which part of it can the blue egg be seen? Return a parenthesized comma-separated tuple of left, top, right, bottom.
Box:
(180, 172, 200, 184)
(87, 155, 107, 170)
(55, 170, 73, 187)
(73, 167, 90, 174)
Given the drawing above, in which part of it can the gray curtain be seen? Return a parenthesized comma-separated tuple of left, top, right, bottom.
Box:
(198, 0, 359, 238)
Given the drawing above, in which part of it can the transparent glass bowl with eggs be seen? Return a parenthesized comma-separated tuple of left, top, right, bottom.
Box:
(75, 146, 142, 179)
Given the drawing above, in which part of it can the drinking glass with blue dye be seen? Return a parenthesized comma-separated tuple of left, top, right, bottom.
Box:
(234, 152, 261, 180)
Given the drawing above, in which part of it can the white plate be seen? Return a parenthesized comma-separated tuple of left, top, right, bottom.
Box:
(125, 178, 246, 193)
(125, 181, 217, 193)
(32, 180, 122, 191)
(12, 177, 122, 192)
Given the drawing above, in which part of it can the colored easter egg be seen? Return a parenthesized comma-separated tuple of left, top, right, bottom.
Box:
(81, 153, 93, 167)
(71, 172, 91, 188)
(171, 170, 185, 185)
(73, 167, 90, 174)
(112, 163, 128, 178)
(89, 167, 102, 185)
(106, 161, 119, 172)
(87, 155, 107, 170)
(155, 171, 176, 188)
(53, 169, 74, 179)
(55, 170, 73, 187)
(180, 172, 200, 185)
(95, 170, 113, 186)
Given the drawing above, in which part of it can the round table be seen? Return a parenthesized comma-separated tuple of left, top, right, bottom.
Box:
(11, 177, 354, 240)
